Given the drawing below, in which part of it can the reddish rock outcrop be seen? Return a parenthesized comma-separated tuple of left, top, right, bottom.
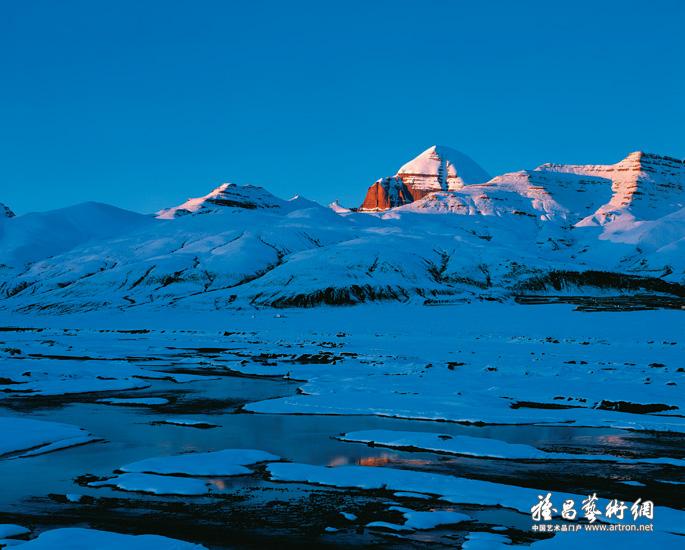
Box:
(359, 177, 414, 211)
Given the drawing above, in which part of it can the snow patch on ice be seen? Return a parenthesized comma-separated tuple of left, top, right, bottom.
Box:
(369, 506, 470, 531)
(89, 473, 210, 496)
(0, 417, 97, 458)
(120, 449, 280, 476)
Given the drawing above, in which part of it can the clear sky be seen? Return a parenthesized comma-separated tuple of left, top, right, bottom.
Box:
(2, 0, 684, 214)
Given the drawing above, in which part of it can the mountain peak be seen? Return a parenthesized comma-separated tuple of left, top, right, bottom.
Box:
(397, 145, 490, 189)
(157, 183, 285, 219)
(0, 202, 15, 219)
(360, 145, 490, 211)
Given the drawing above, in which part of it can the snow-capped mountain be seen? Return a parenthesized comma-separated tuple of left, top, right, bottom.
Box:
(396, 145, 491, 192)
(364, 148, 685, 222)
(1, 146, 684, 312)
(360, 146, 490, 211)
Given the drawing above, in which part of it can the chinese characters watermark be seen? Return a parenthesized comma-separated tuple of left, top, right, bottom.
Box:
(530, 493, 654, 533)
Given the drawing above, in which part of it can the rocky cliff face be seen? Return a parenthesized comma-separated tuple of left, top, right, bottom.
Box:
(359, 177, 413, 211)
(359, 146, 490, 211)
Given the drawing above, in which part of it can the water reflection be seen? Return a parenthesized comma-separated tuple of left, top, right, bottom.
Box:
(327, 453, 433, 468)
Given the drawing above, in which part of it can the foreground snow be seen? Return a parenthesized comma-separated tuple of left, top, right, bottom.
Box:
(267, 462, 578, 516)
(14, 528, 205, 549)
(267, 462, 684, 535)
(0, 303, 682, 547)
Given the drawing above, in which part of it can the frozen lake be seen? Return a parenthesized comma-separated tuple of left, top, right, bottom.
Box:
(0, 303, 683, 548)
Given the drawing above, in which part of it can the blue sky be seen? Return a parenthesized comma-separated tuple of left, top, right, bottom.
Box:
(1, 0, 683, 214)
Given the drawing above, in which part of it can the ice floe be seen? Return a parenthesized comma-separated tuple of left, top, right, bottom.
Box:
(339, 429, 685, 466)
(89, 473, 211, 496)
(367, 506, 470, 531)
(0, 359, 152, 398)
(88, 448, 281, 496)
(0, 417, 97, 458)
(267, 462, 562, 514)
(120, 449, 280, 476)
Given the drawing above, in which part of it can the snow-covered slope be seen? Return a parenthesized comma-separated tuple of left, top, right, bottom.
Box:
(1, 147, 684, 312)
(0, 202, 154, 267)
(0, 186, 358, 312)
(541, 152, 685, 224)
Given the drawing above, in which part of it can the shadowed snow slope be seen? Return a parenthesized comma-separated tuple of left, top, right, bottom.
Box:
(0, 202, 154, 267)
(1, 148, 685, 312)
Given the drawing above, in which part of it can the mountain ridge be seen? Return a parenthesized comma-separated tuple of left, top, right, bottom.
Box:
(360, 148, 685, 221)
(1, 146, 684, 312)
